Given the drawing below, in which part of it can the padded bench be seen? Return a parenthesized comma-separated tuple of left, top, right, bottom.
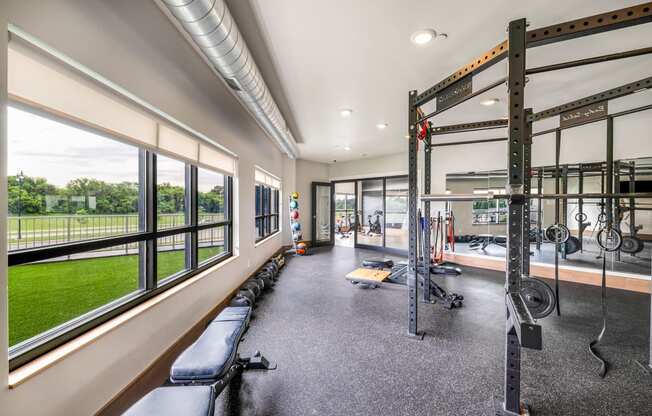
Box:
(123, 306, 262, 416)
(170, 306, 251, 384)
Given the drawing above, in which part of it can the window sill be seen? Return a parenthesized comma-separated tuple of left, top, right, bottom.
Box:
(254, 231, 281, 247)
(8, 254, 239, 389)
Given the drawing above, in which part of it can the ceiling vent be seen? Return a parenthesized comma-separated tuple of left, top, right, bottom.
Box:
(160, 0, 299, 158)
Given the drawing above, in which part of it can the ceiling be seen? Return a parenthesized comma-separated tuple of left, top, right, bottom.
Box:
(248, 0, 652, 163)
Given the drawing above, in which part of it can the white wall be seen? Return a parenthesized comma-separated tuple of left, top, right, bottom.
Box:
(0, 1, 291, 415)
(295, 159, 330, 242)
(329, 152, 407, 181)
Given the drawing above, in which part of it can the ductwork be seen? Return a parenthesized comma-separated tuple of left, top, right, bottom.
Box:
(160, 0, 300, 159)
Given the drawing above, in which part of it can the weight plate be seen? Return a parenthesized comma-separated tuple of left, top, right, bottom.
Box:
(521, 277, 556, 319)
(561, 236, 580, 255)
(545, 224, 570, 244)
(596, 227, 622, 252)
(597, 212, 607, 224)
(574, 212, 588, 223)
(621, 236, 644, 254)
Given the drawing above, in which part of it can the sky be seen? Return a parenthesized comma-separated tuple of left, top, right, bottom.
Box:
(6, 106, 222, 190)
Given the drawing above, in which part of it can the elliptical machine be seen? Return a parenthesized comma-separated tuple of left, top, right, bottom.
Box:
(366, 210, 383, 235)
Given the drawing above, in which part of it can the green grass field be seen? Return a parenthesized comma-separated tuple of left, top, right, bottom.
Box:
(9, 245, 224, 347)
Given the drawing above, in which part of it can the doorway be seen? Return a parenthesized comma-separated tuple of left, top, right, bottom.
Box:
(334, 181, 356, 247)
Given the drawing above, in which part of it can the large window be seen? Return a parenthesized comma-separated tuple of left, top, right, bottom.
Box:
(6, 106, 234, 370)
(255, 168, 281, 242)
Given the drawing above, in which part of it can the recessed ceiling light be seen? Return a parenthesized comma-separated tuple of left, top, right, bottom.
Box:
(343, 146, 351, 151)
(480, 98, 500, 106)
(411, 29, 437, 45)
(340, 108, 353, 117)
(376, 123, 388, 129)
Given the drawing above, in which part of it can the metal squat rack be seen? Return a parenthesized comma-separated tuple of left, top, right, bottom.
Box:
(407, 3, 652, 414)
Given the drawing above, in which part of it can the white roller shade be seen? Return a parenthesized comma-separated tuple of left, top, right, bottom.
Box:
(158, 124, 199, 162)
(8, 35, 237, 177)
(199, 143, 235, 175)
(255, 167, 281, 189)
(8, 42, 158, 148)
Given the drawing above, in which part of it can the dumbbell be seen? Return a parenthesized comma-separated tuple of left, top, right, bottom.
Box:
(265, 261, 279, 276)
(272, 255, 285, 269)
(230, 293, 252, 307)
(262, 264, 278, 280)
(237, 289, 255, 306)
(257, 271, 274, 288)
(241, 281, 261, 298)
(248, 277, 266, 293)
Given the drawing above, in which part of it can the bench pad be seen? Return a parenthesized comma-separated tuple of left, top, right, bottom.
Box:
(123, 386, 214, 416)
(170, 307, 249, 383)
(362, 258, 394, 269)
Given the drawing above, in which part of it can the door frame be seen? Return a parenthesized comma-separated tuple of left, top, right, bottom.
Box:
(311, 181, 334, 247)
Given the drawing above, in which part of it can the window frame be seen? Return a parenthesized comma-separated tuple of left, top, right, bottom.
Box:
(6, 104, 234, 371)
(255, 180, 280, 243)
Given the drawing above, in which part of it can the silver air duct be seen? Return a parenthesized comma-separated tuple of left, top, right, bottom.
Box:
(160, 0, 299, 158)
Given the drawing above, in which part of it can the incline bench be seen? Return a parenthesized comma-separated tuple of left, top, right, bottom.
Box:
(347, 259, 464, 309)
(123, 306, 275, 416)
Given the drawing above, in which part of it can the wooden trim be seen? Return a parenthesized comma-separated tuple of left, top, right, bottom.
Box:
(444, 252, 651, 294)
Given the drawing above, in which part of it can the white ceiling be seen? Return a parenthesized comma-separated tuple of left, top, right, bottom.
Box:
(250, 0, 652, 163)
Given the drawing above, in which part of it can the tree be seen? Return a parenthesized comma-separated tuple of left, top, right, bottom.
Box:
(157, 183, 185, 214)
(7, 175, 57, 215)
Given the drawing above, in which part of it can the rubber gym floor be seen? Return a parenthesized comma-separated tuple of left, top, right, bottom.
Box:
(216, 246, 652, 416)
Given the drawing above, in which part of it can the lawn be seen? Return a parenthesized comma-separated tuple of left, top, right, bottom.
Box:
(9, 245, 224, 347)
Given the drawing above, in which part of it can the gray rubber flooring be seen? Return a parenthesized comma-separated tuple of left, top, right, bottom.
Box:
(216, 246, 652, 416)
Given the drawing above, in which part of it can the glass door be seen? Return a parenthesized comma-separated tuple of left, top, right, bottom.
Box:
(311, 182, 334, 246)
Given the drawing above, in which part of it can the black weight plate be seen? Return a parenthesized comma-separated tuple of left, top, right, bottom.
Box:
(596, 227, 622, 252)
(634, 237, 645, 254)
(521, 277, 556, 319)
(545, 224, 570, 244)
(560, 236, 580, 255)
(621, 236, 644, 254)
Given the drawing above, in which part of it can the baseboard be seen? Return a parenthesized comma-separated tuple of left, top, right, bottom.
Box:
(96, 250, 287, 415)
(444, 252, 651, 294)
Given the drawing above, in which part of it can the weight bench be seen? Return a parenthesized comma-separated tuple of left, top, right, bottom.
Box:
(123, 306, 275, 416)
(349, 259, 464, 309)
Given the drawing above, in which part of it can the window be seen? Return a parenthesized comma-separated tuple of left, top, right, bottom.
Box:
(157, 155, 187, 230)
(255, 168, 281, 242)
(6, 106, 234, 369)
(7, 36, 237, 370)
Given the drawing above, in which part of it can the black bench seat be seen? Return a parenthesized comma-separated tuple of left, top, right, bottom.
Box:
(170, 306, 251, 384)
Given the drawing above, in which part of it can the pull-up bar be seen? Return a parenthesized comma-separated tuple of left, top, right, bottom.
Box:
(419, 192, 652, 202)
